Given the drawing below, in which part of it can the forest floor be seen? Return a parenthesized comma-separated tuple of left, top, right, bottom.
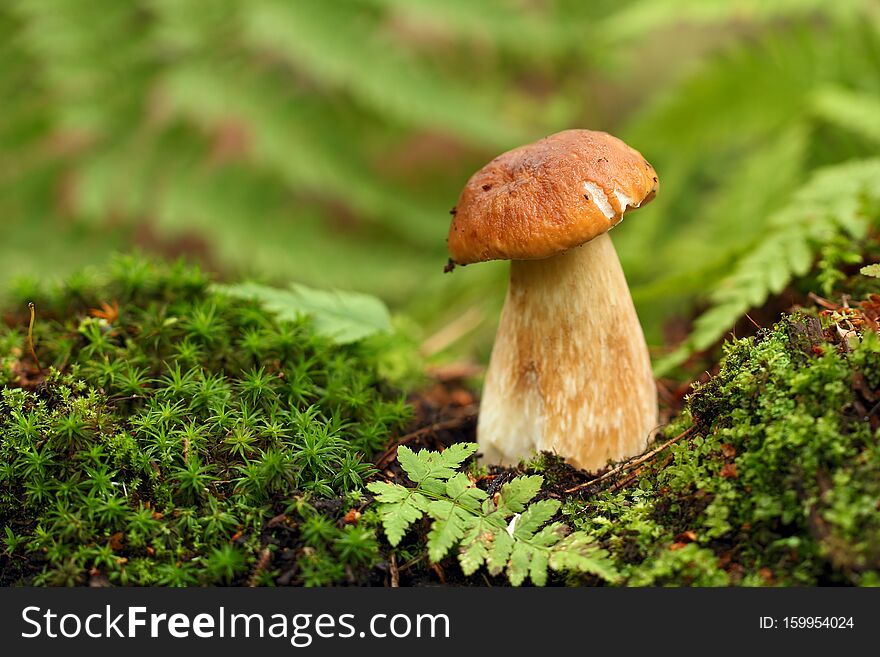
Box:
(2, 257, 879, 586)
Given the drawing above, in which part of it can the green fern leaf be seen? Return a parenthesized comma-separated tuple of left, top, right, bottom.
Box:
(412, 442, 480, 483)
(426, 500, 471, 563)
(485, 529, 513, 576)
(531, 522, 569, 548)
(602, 0, 856, 44)
(620, 20, 879, 297)
(158, 59, 440, 247)
(366, 0, 595, 57)
(435, 442, 481, 470)
(861, 264, 880, 278)
(548, 534, 621, 583)
(395, 445, 432, 484)
(366, 480, 410, 504)
(528, 549, 550, 587)
(370, 443, 619, 586)
(656, 157, 880, 374)
(512, 499, 562, 539)
(445, 472, 488, 511)
(242, 0, 527, 148)
(813, 86, 880, 145)
(365, 482, 430, 546)
(214, 281, 391, 344)
(507, 542, 532, 587)
(458, 519, 493, 576)
(496, 474, 543, 515)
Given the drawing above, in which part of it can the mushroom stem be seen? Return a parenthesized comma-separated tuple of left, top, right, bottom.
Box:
(477, 232, 657, 471)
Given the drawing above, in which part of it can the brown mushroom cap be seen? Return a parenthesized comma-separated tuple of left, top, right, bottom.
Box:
(447, 129, 658, 265)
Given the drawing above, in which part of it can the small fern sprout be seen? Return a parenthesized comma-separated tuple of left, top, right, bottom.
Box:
(446, 130, 659, 471)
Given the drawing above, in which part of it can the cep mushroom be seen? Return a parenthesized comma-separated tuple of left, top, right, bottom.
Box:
(446, 129, 659, 471)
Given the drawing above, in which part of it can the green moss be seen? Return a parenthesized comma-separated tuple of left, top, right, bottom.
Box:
(0, 256, 410, 585)
(549, 314, 880, 586)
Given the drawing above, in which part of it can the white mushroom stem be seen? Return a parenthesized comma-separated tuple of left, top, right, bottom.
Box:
(477, 232, 658, 471)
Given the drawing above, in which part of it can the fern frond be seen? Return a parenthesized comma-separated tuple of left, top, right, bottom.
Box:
(241, 0, 529, 148)
(618, 22, 830, 285)
(813, 87, 880, 145)
(365, 0, 597, 57)
(157, 60, 439, 244)
(618, 17, 880, 348)
(367, 443, 620, 586)
(655, 158, 880, 374)
(213, 281, 392, 344)
(632, 124, 809, 305)
(10, 0, 154, 135)
(601, 0, 864, 44)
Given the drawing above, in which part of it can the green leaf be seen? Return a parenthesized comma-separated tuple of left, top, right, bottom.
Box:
(396, 445, 431, 484)
(861, 264, 880, 278)
(507, 542, 531, 587)
(549, 534, 621, 583)
(656, 158, 880, 375)
(213, 282, 391, 344)
(435, 442, 481, 472)
(426, 500, 469, 563)
(497, 475, 543, 515)
(396, 443, 478, 485)
(486, 529, 514, 576)
(445, 472, 488, 511)
(370, 444, 620, 586)
(459, 537, 489, 576)
(369, 486, 430, 546)
(445, 472, 472, 498)
(813, 87, 880, 145)
(365, 481, 409, 503)
(602, 0, 848, 45)
(458, 518, 494, 575)
(530, 522, 569, 548)
(528, 549, 550, 587)
(242, 0, 528, 148)
(513, 499, 562, 539)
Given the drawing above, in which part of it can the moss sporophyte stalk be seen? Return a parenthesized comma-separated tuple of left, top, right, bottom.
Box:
(1, 256, 879, 586)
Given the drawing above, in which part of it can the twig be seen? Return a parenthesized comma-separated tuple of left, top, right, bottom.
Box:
(608, 468, 641, 493)
(564, 426, 696, 494)
(375, 410, 476, 468)
(608, 451, 676, 494)
(808, 292, 839, 311)
(27, 302, 42, 372)
(744, 313, 762, 330)
(397, 554, 425, 574)
(389, 552, 399, 588)
(430, 562, 446, 584)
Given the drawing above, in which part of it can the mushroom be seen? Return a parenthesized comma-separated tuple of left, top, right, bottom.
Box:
(446, 129, 659, 471)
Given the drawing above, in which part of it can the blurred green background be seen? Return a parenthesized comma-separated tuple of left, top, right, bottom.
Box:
(3, 0, 880, 367)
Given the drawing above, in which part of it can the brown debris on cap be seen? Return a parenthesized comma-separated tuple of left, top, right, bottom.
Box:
(447, 129, 658, 265)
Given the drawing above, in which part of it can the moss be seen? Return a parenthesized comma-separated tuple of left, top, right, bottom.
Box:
(547, 311, 880, 586)
(0, 256, 410, 585)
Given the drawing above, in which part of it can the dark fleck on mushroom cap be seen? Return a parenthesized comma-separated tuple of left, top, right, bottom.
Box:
(447, 129, 658, 265)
